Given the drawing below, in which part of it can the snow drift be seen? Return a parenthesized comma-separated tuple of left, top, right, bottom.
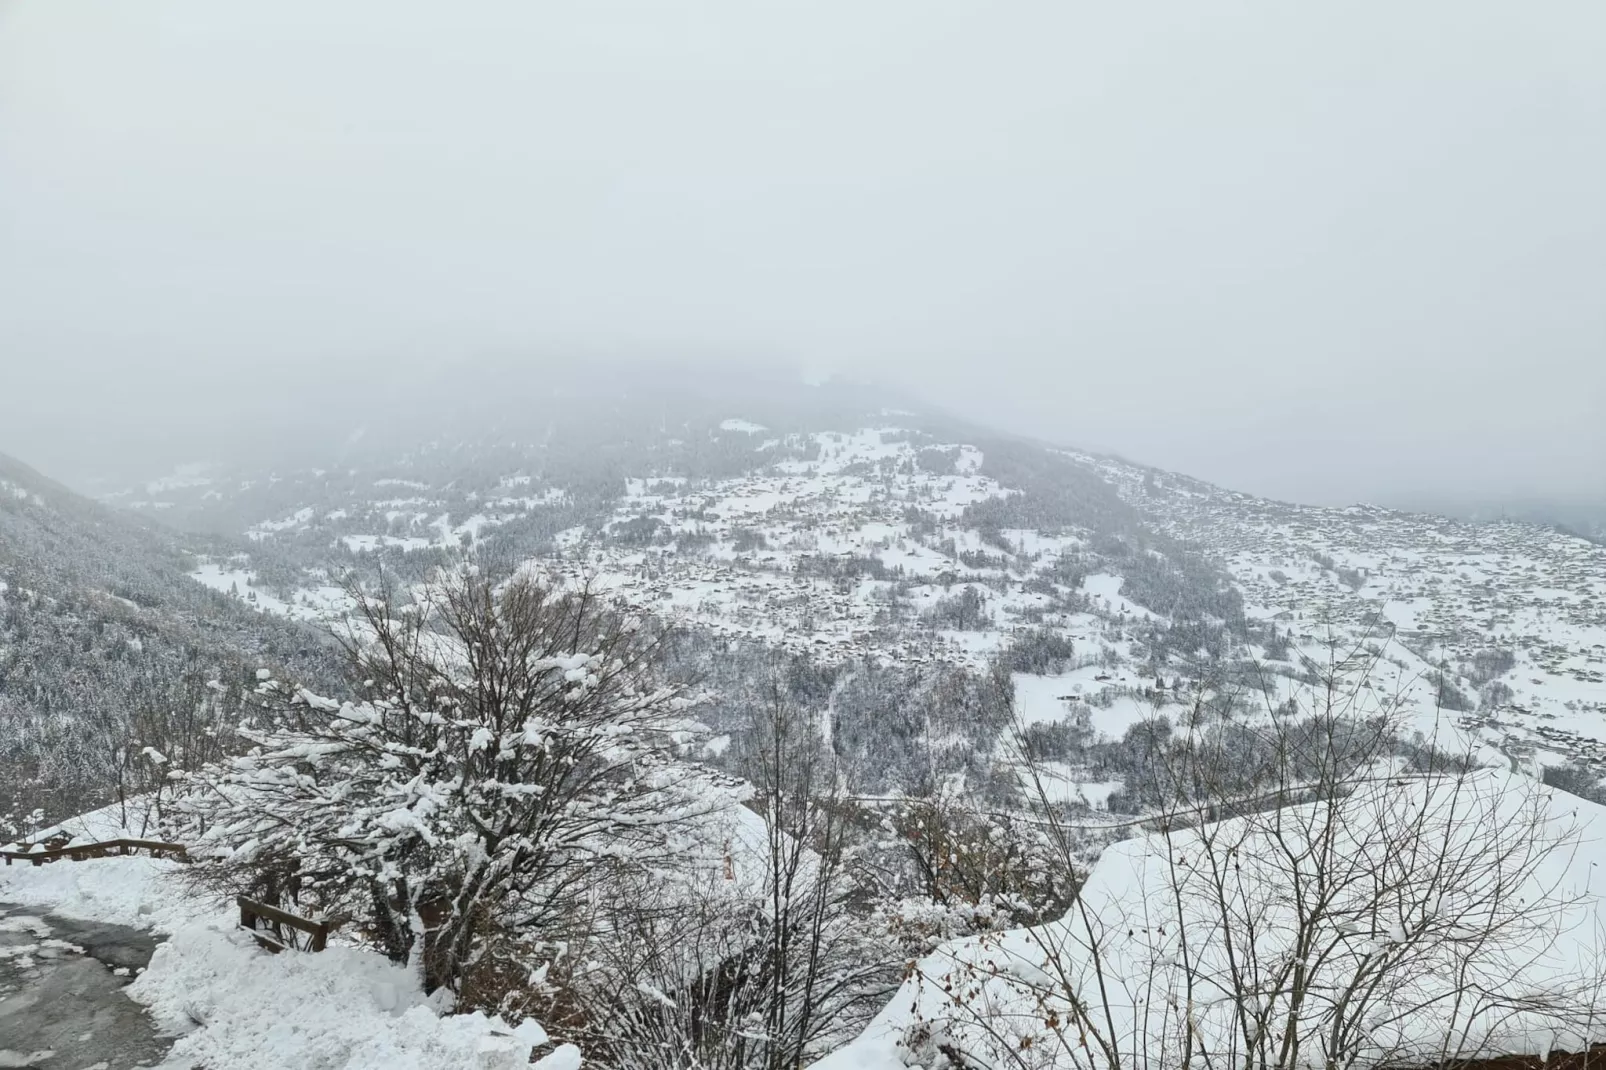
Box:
(815, 769, 1606, 1070)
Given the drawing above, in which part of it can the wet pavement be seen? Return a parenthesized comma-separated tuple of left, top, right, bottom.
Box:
(0, 903, 171, 1069)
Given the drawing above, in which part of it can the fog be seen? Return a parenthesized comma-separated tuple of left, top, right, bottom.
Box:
(2, 0, 1602, 507)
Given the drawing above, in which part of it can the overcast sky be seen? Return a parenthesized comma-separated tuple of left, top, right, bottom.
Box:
(2, 0, 1602, 506)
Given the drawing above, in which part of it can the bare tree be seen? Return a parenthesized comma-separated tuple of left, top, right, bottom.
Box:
(567, 690, 897, 1069)
(166, 562, 719, 1000)
(891, 651, 1606, 1070)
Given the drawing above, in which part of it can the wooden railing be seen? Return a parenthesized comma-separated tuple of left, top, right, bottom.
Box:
(237, 895, 331, 952)
(1, 836, 333, 954)
(0, 837, 188, 866)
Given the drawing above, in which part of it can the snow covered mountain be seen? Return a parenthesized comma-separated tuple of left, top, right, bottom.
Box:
(1076, 450, 1606, 766)
(0, 450, 340, 826)
(100, 385, 1606, 786)
(10, 387, 1604, 1070)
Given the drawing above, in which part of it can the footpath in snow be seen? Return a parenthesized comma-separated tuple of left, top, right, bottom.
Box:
(0, 901, 171, 1069)
(0, 808, 579, 1070)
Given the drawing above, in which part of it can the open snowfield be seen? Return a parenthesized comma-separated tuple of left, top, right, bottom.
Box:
(189, 560, 353, 622)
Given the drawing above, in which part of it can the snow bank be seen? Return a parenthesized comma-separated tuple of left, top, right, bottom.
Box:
(815, 769, 1606, 1070)
(131, 921, 574, 1070)
(0, 855, 183, 930)
(38, 798, 153, 842)
(1, 808, 577, 1070)
(0, 802, 199, 929)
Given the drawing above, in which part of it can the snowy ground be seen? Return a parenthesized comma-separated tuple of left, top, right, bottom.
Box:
(0, 808, 577, 1070)
(818, 768, 1606, 1070)
(189, 560, 353, 623)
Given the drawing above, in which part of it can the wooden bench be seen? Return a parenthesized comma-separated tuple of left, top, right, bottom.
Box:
(237, 896, 330, 952)
(0, 837, 188, 866)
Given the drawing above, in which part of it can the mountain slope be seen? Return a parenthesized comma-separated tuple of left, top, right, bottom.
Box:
(0, 451, 339, 826)
(1073, 449, 1606, 766)
(93, 383, 1606, 788)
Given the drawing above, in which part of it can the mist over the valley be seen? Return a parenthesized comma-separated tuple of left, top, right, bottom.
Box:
(2, 0, 1601, 511)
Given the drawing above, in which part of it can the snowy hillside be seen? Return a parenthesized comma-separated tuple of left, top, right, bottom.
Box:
(111, 400, 1606, 787)
(816, 767, 1606, 1070)
(0, 450, 341, 827)
(1073, 451, 1606, 770)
